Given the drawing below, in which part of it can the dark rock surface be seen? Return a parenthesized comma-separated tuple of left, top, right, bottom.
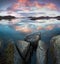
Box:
(24, 33, 41, 43)
(50, 35, 60, 64)
(17, 40, 30, 55)
(0, 39, 14, 64)
(1, 32, 60, 64)
(24, 33, 48, 64)
(0, 32, 48, 64)
(24, 33, 41, 50)
(14, 40, 30, 64)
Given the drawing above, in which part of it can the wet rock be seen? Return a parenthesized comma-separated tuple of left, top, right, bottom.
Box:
(24, 33, 48, 64)
(5, 42, 14, 64)
(0, 32, 48, 64)
(16, 40, 30, 56)
(23, 33, 41, 64)
(24, 33, 41, 50)
(0, 39, 14, 64)
(50, 35, 60, 64)
(36, 40, 47, 64)
(0, 39, 3, 48)
(24, 33, 41, 43)
(14, 40, 30, 64)
(0, 39, 30, 64)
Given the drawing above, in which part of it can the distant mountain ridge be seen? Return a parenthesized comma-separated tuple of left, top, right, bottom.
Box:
(28, 16, 60, 20)
(0, 15, 16, 20)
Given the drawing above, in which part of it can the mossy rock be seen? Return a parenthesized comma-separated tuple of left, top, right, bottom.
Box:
(5, 40, 14, 64)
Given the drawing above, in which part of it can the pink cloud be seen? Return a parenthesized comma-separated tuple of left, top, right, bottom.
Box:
(37, 26, 43, 30)
(14, 26, 32, 33)
(10, 0, 58, 11)
(45, 3, 57, 10)
(45, 25, 55, 30)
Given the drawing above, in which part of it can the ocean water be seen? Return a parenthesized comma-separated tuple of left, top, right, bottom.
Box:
(0, 18, 60, 64)
(0, 18, 60, 42)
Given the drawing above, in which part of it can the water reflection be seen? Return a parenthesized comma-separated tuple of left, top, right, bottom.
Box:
(0, 18, 60, 33)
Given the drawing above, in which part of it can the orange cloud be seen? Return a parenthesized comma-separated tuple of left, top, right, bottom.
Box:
(13, 25, 44, 33)
(12, 3, 20, 10)
(11, 0, 58, 11)
(18, 0, 28, 7)
(37, 26, 43, 30)
(14, 26, 32, 33)
(18, 0, 27, 4)
(45, 3, 57, 10)
(45, 25, 55, 30)
(33, 1, 43, 8)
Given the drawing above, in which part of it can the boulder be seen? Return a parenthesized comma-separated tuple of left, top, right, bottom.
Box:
(16, 40, 30, 57)
(24, 33, 41, 43)
(25, 33, 47, 64)
(50, 35, 60, 64)
(14, 40, 30, 64)
(0, 32, 48, 64)
(0, 39, 30, 64)
(36, 40, 47, 64)
(24, 33, 48, 64)
(0, 39, 14, 64)
(24, 33, 41, 51)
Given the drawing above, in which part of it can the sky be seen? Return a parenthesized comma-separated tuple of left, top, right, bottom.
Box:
(0, 0, 60, 17)
(0, 0, 60, 33)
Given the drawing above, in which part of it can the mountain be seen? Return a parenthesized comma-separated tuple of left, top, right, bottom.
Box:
(28, 16, 60, 20)
(0, 15, 16, 20)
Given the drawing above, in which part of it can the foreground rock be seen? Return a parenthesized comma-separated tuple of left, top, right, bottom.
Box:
(14, 40, 30, 64)
(24, 33, 41, 50)
(0, 40, 30, 64)
(24, 33, 47, 64)
(50, 35, 60, 64)
(0, 33, 48, 64)
(37, 40, 47, 64)
(16, 40, 30, 56)
(0, 39, 14, 64)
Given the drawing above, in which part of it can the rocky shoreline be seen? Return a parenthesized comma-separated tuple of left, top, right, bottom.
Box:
(0, 33, 60, 64)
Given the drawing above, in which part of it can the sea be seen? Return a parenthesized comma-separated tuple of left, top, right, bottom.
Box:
(0, 18, 60, 64)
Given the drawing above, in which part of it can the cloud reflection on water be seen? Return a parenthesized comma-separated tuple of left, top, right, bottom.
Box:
(0, 19, 60, 33)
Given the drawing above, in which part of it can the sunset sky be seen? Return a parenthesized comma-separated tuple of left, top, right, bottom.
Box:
(0, 0, 60, 33)
(0, 0, 60, 17)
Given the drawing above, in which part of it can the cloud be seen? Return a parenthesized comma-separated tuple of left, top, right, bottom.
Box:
(10, 0, 58, 11)
(0, 0, 60, 17)
(37, 26, 43, 30)
(7, 0, 59, 17)
(0, 10, 22, 17)
(14, 25, 32, 33)
(12, 23, 45, 33)
(45, 3, 57, 10)
(45, 25, 55, 30)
